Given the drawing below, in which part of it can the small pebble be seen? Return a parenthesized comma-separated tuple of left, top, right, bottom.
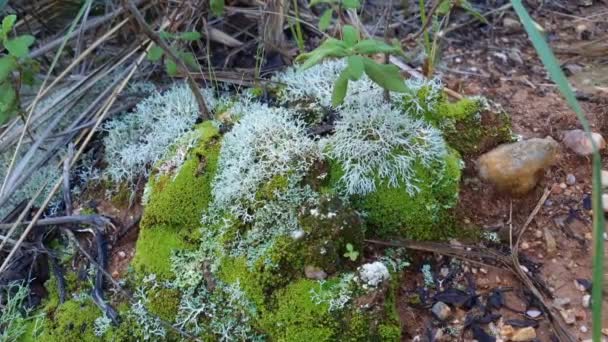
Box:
(581, 325, 588, 333)
(562, 129, 606, 156)
(526, 309, 542, 318)
(520, 241, 530, 250)
(566, 174, 576, 185)
(601, 170, 608, 188)
(117, 251, 126, 259)
(551, 183, 563, 194)
(583, 294, 591, 308)
(560, 309, 576, 325)
(111, 270, 119, 278)
(534, 230, 543, 238)
(304, 265, 327, 280)
(560, 182, 567, 189)
(432, 301, 452, 321)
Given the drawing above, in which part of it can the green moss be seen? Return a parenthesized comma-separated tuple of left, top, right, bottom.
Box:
(17, 316, 44, 342)
(141, 122, 221, 229)
(298, 196, 365, 272)
(342, 312, 373, 341)
(260, 279, 339, 342)
(218, 257, 266, 308)
(134, 122, 221, 279)
(148, 288, 181, 322)
(379, 280, 401, 342)
(110, 182, 132, 208)
(38, 298, 102, 342)
(255, 174, 289, 202)
(406, 92, 512, 156)
(132, 224, 191, 279)
(354, 149, 462, 240)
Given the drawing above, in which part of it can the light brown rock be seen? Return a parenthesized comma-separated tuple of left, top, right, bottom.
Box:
(304, 265, 327, 280)
(544, 228, 557, 254)
(478, 137, 560, 195)
(562, 129, 606, 156)
(511, 327, 537, 341)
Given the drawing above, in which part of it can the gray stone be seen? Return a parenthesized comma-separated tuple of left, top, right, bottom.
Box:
(304, 265, 327, 280)
(432, 301, 452, 321)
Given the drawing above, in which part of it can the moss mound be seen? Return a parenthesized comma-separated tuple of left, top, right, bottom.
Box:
(352, 149, 462, 240)
(132, 121, 220, 280)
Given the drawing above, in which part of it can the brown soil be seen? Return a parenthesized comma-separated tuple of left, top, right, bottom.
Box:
(393, 1, 608, 340)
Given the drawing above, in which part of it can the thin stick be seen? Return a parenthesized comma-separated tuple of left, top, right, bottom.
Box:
(124, 0, 211, 120)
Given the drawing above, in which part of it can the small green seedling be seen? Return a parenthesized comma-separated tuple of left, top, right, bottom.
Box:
(0, 15, 38, 124)
(343, 243, 359, 261)
(146, 31, 201, 77)
(309, 0, 361, 32)
(210, 0, 224, 16)
(296, 25, 407, 106)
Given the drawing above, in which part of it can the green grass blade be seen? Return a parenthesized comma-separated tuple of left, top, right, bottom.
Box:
(510, 1, 604, 340)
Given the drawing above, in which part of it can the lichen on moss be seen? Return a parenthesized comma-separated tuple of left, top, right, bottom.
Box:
(353, 149, 462, 240)
(38, 298, 102, 342)
(133, 122, 220, 280)
(141, 121, 220, 229)
(401, 81, 512, 156)
(260, 278, 340, 341)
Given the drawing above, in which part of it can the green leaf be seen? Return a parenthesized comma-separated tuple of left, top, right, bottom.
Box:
(295, 38, 349, 69)
(158, 31, 174, 39)
(346, 55, 364, 80)
(309, 0, 334, 6)
(362, 57, 408, 93)
(165, 59, 178, 76)
(0, 56, 17, 82)
(2, 14, 16, 34)
(352, 39, 403, 55)
(318, 9, 333, 32)
(342, 25, 359, 47)
(4, 35, 35, 58)
(436, 0, 453, 15)
(20, 59, 39, 85)
(0, 82, 17, 124)
(342, 0, 360, 9)
(177, 31, 201, 41)
(332, 70, 349, 106)
(211, 0, 225, 16)
(147, 45, 164, 61)
(178, 51, 198, 70)
(510, 2, 604, 340)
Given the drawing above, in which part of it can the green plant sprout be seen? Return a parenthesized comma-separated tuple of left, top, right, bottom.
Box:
(0, 14, 38, 124)
(210, 0, 224, 16)
(309, 0, 361, 32)
(146, 31, 201, 76)
(295, 25, 407, 106)
(343, 243, 359, 261)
